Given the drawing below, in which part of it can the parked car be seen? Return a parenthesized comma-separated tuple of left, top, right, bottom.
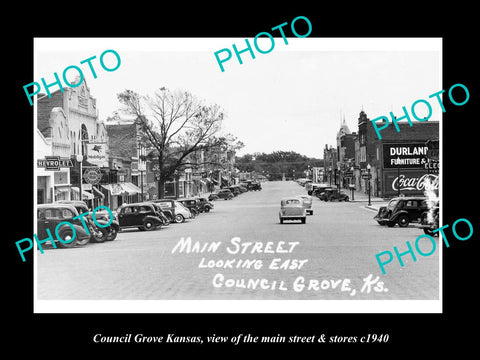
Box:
(208, 189, 234, 201)
(56, 200, 119, 242)
(416, 203, 439, 236)
(318, 188, 349, 202)
(249, 182, 262, 191)
(237, 185, 249, 193)
(116, 203, 163, 231)
(374, 196, 429, 228)
(226, 186, 241, 196)
(297, 195, 313, 215)
(147, 202, 171, 225)
(177, 198, 200, 217)
(37, 203, 92, 248)
(279, 197, 306, 224)
(196, 197, 214, 213)
(312, 183, 332, 197)
(152, 199, 192, 223)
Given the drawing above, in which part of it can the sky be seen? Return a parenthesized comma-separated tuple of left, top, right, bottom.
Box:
(35, 38, 442, 158)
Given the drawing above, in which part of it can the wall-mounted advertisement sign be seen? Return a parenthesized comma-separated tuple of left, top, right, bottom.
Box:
(383, 169, 438, 197)
(383, 143, 429, 169)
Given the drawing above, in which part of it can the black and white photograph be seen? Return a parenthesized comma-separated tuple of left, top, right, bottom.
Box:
(32, 37, 442, 313)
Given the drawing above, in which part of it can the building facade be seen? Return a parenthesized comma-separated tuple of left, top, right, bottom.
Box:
(37, 78, 108, 206)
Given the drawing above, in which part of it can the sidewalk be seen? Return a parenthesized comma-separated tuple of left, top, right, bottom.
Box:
(343, 188, 389, 212)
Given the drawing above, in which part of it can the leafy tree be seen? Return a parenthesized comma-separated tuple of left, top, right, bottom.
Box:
(117, 88, 243, 198)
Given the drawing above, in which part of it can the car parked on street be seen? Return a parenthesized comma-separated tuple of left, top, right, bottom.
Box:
(178, 198, 200, 217)
(56, 200, 119, 242)
(297, 194, 313, 215)
(318, 188, 349, 202)
(147, 202, 171, 225)
(312, 183, 332, 197)
(116, 203, 163, 231)
(416, 203, 439, 236)
(249, 181, 262, 191)
(279, 197, 306, 224)
(374, 196, 429, 228)
(152, 199, 192, 223)
(37, 203, 92, 248)
(208, 189, 234, 201)
(226, 186, 241, 196)
(196, 197, 214, 213)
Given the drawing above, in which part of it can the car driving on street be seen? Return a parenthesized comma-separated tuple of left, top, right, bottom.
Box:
(279, 196, 307, 224)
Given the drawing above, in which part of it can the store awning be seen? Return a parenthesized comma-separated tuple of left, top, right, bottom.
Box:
(71, 186, 94, 200)
(100, 182, 141, 196)
(121, 182, 141, 195)
(101, 183, 125, 196)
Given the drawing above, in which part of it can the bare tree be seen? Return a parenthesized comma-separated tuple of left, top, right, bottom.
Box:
(117, 88, 243, 198)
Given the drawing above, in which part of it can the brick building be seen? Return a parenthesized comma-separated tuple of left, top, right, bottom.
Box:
(353, 110, 439, 198)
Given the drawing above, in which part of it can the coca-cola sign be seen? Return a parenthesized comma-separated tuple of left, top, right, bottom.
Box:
(384, 169, 438, 196)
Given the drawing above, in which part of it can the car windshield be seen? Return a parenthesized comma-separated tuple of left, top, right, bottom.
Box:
(387, 199, 399, 210)
(284, 199, 300, 205)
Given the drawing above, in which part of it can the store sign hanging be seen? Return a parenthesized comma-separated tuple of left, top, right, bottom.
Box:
(83, 167, 102, 185)
(86, 142, 107, 166)
(37, 156, 74, 171)
(383, 143, 429, 169)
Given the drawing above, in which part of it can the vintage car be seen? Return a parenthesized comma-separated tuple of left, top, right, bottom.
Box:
(196, 197, 214, 213)
(297, 194, 313, 215)
(56, 200, 119, 242)
(208, 189, 234, 201)
(37, 203, 92, 248)
(374, 196, 429, 228)
(147, 202, 172, 225)
(416, 204, 439, 236)
(249, 181, 262, 191)
(226, 186, 241, 196)
(116, 203, 163, 231)
(318, 188, 349, 202)
(177, 198, 200, 217)
(312, 183, 332, 197)
(279, 197, 306, 224)
(152, 199, 192, 223)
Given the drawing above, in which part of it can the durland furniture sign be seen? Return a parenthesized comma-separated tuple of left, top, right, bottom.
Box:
(383, 143, 429, 169)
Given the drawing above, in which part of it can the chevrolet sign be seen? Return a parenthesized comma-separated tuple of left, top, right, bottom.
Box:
(37, 156, 74, 171)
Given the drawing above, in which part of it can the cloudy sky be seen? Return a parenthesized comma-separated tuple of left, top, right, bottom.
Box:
(35, 38, 441, 158)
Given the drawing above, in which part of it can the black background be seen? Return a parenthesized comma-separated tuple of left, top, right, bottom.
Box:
(6, 4, 477, 356)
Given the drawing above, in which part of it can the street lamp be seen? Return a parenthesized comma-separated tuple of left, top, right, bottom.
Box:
(366, 163, 371, 206)
(76, 154, 84, 201)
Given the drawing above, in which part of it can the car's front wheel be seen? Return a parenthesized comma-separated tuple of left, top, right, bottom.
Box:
(301, 217, 306, 224)
(56, 228, 79, 248)
(175, 214, 185, 223)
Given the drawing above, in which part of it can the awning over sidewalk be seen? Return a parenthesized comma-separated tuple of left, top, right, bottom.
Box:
(83, 183, 105, 199)
(121, 182, 142, 195)
(101, 182, 141, 196)
(71, 186, 94, 200)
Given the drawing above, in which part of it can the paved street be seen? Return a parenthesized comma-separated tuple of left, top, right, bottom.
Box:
(36, 181, 439, 301)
